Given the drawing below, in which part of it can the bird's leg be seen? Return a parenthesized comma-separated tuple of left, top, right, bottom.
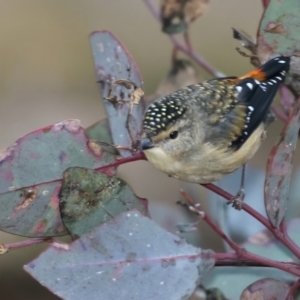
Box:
(227, 164, 246, 210)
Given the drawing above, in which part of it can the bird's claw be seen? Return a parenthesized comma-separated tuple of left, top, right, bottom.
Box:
(227, 189, 245, 210)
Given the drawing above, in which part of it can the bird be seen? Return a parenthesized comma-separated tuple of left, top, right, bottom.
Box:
(140, 56, 290, 209)
(160, 0, 209, 34)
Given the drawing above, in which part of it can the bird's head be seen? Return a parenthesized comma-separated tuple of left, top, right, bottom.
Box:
(140, 95, 198, 164)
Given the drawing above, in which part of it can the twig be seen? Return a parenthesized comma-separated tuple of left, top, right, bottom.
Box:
(0, 237, 52, 254)
(262, 0, 270, 9)
(201, 183, 300, 260)
(271, 105, 288, 122)
(179, 189, 300, 277)
(95, 151, 146, 172)
(280, 84, 295, 114)
(143, 0, 225, 78)
(180, 189, 240, 252)
(286, 278, 300, 300)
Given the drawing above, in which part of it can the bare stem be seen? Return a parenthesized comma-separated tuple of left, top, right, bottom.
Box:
(180, 190, 300, 277)
(143, 0, 225, 77)
(262, 0, 270, 9)
(0, 237, 52, 254)
(95, 151, 146, 172)
(201, 183, 300, 260)
(271, 105, 288, 122)
(180, 189, 240, 252)
(286, 278, 300, 300)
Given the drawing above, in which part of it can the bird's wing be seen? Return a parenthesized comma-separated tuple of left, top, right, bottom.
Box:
(197, 57, 290, 149)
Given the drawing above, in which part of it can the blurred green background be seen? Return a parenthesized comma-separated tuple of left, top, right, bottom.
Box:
(1, 1, 298, 299)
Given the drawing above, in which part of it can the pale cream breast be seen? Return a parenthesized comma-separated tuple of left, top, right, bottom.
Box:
(143, 124, 265, 183)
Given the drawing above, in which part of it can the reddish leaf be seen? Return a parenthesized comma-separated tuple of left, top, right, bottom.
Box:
(240, 278, 289, 300)
(24, 211, 214, 300)
(90, 30, 145, 157)
(264, 104, 300, 228)
(0, 120, 116, 237)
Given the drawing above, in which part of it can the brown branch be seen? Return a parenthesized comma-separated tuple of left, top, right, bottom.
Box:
(143, 0, 225, 78)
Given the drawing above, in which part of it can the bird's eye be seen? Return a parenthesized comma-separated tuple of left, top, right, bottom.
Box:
(169, 131, 178, 139)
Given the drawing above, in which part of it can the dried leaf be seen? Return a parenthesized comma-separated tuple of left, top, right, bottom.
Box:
(239, 278, 289, 300)
(232, 28, 260, 68)
(24, 211, 214, 300)
(264, 102, 300, 228)
(232, 28, 256, 53)
(161, 0, 209, 34)
(59, 167, 149, 239)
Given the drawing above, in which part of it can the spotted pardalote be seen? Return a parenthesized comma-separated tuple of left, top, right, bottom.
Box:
(140, 56, 290, 208)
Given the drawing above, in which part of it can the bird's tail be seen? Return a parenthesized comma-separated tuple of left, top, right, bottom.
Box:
(238, 56, 290, 82)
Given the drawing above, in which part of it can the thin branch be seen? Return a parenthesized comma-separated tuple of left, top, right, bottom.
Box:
(95, 151, 146, 172)
(180, 190, 300, 277)
(262, 0, 270, 9)
(180, 189, 240, 253)
(280, 84, 295, 114)
(143, 0, 225, 78)
(201, 183, 300, 260)
(286, 278, 300, 300)
(271, 105, 288, 122)
(0, 237, 52, 254)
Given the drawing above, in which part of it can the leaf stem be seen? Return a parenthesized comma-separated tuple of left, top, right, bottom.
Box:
(95, 151, 146, 172)
(286, 278, 300, 300)
(0, 237, 52, 254)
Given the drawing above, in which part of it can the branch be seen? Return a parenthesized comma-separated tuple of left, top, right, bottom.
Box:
(262, 0, 270, 9)
(0, 237, 52, 254)
(271, 105, 288, 122)
(180, 190, 300, 277)
(143, 0, 225, 78)
(201, 183, 300, 260)
(286, 278, 300, 300)
(95, 151, 146, 172)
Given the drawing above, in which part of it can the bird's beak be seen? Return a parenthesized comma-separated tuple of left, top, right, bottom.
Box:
(140, 138, 154, 150)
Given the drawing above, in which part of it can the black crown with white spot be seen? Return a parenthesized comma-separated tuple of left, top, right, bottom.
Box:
(143, 96, 186, 136)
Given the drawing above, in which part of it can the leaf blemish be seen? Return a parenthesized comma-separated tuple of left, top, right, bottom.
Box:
(87, 140, 103, 156)
(16, 188, 37, 211)
(52, 242, 70, 251)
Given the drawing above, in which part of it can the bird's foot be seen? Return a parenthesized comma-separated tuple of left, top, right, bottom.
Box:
(227, 189, 245, 210)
